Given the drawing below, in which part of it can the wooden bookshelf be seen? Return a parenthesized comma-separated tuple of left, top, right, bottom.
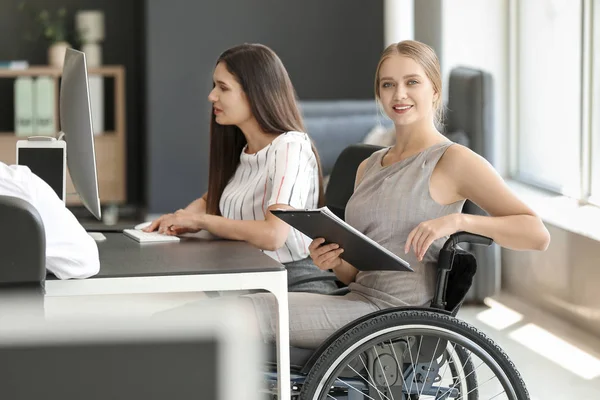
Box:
(0, 65, 126, 205)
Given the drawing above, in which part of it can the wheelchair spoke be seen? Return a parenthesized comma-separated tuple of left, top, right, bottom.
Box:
(458, 349, 475, 373)
(434, 342, 458, 399)
(462, 376, 506, 399)
(404, 335, 416, 393)
(348, 364, 392, 400)
(453, 348, 477, 398)
(389, 339, 410, 391)
(299, 312, 529, 400)
(438, 359, 481, 399)
(356, 354, 392, 400)
(412, 336, 424, 395)
(335, 377, 380, 400)
(405, 334, 422, 396)
(418, 337, 441, 398)
(464, 373, 506, 399)
(373, 344, 397, 400)
(440, 355, 506, 400)
(489, 390, 508, 399)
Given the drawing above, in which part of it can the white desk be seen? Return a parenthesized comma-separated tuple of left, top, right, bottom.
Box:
(45, 232, 291, 400)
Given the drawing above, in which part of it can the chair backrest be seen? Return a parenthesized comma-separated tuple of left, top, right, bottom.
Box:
(445, 66, 495, 212)
(445, 67, 499, 302)
(0, 195, 46, 320)
(325, 144, 383, 220)
(445, 66, 494, 161)
(0, 195, 46, 286)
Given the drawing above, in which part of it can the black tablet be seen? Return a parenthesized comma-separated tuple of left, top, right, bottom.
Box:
(271, 208, 412, 272)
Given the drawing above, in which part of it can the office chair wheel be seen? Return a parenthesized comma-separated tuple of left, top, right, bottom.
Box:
(299, 310, 528, 400)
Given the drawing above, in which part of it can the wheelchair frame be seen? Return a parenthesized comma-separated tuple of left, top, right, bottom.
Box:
(264, 231, 530, 400)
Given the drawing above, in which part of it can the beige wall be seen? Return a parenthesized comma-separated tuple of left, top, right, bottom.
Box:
(502, 223, 600, 337)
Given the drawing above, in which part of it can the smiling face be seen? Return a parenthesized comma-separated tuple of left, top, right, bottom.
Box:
(207, 61, 254, 126)
(377, 54, 439, 127)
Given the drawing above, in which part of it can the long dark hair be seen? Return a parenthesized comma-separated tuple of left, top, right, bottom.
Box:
(206, 43, 324, 215)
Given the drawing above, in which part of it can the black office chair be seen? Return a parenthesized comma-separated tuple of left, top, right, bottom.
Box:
(325, 143, 384, 221)
(286, 144, 384, 291)
(444, 66, 498, 303)
(0, 195, 46, 319)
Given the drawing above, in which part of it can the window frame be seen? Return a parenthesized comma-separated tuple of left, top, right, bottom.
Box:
(508, 0, 598, 206)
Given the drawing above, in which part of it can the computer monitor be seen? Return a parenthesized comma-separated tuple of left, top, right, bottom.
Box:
(0, 301, 262, 400)
(59, 48, 101, 220)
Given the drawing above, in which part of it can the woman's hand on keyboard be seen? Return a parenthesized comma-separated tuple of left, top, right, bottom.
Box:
(308, 238, 344, 271)
(144, 209, 204, 235)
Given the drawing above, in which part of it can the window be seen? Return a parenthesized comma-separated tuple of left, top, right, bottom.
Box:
(591, 0, 600, 204)
(514, 0, 583, 197)
(512, 0, 600, 205)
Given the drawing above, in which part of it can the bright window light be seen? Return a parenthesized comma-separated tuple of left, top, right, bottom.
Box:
(509, 323, 600, 380)
(475, 298, 524, 331)
(516, 0, 583, 197)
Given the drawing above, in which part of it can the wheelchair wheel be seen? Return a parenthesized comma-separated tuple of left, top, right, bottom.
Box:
(299, 310, 528, 400)
(447, 345, 478, 399)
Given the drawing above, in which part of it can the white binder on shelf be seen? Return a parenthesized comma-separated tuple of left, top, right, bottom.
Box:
(33, 76, 56, 135)
(14, 77, 35, 137)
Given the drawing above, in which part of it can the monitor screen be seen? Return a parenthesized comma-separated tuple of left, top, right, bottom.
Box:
(17, 147, 65, 201)
(60, 48, 101, 219)
(0, 339, 219, 399)
(0, 301, 262, 400)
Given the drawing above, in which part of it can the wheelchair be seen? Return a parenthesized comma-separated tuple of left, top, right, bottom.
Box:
(261, 144, 529, 399)
(263, 231, 529, 400)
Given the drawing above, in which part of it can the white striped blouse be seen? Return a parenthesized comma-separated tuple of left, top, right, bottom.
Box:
(219, 131, 319, 264)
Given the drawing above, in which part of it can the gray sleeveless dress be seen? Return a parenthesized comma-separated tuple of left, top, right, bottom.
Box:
(244, 141, 466, 348)
(345, 141, 465, 308)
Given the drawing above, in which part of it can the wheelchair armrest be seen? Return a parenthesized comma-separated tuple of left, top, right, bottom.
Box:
(443, 231, 493, 251)
(438, 232, 492, 272)
(432, 231, 492, 312)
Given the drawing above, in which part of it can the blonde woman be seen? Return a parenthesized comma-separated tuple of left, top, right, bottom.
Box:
(245, 40, 550, 349)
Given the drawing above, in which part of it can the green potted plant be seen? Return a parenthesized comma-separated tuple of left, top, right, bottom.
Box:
(19, 2, 71, 68)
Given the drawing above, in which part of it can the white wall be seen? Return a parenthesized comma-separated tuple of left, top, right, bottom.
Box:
(385, 0, 508, 302)
(439, 0, 508, 304)
(384, 0, 414, 45)
(441, 0, 509, 176)
(414, 0, 444, 63)
(385, 0, 509, 175)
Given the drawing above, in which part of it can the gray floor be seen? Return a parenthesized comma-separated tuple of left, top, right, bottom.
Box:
(457, 294, 600, 400)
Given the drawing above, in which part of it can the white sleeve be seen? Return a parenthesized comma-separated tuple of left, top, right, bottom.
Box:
(28, 172, 100, 280)
(267, 140, 316, 209)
